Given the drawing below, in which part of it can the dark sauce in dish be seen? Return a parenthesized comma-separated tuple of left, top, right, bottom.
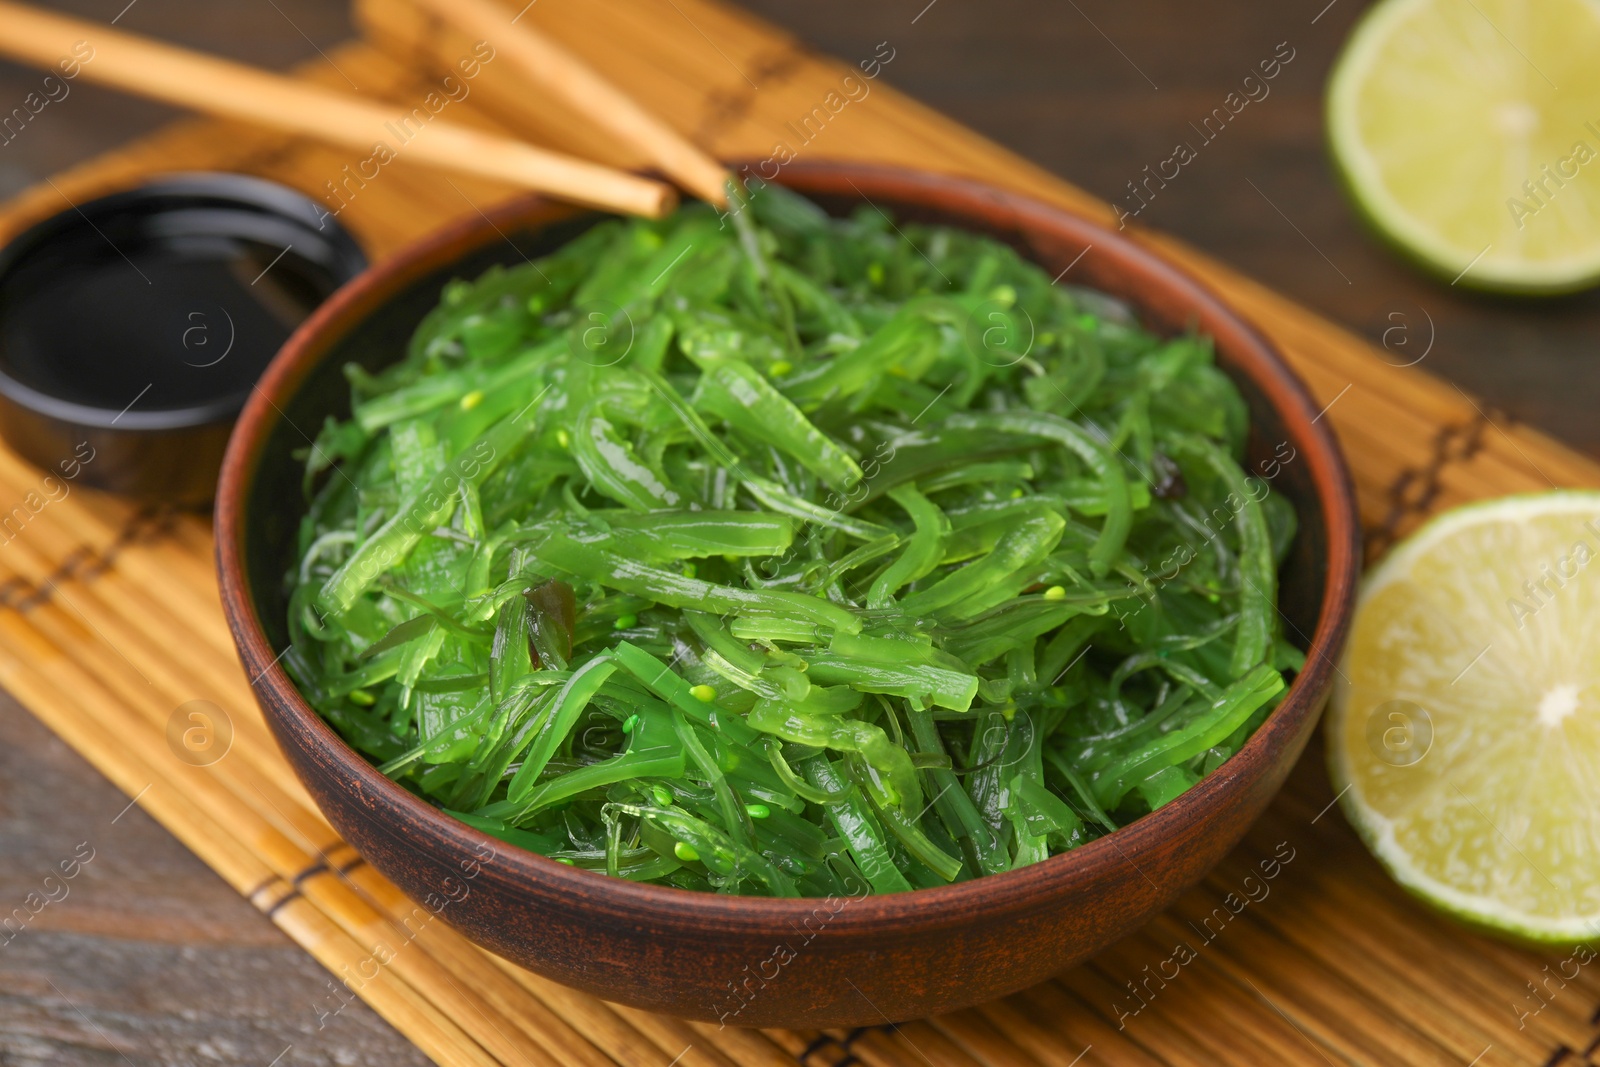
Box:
(0, 215, 338, 417)
(0, 174, 365, 503)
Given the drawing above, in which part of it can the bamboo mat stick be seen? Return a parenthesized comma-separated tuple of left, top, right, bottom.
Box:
(271, 896, 503, 1067)
(1151, 903, 1461, 1066)
(493, 0, 745, 100)
(1234, 795, 1573, 1033)
(25, 646, 551, 1066)
(0, 511, 773, 1067)
(1068, 949, 1291, 1067)
(512, 981, 747, 1067)
(0, 528, 330, 816)
(867, 1020, 988, 1066)
(1259, 782, 1584, 1010)
(0, 493, 800, 1067)
(75, 677, 566, 1066)
(1094, 933, 1335, 1066)
(1161, 811, 1540, 1062)
(972, 992, 1140, 1067)
(1065, 967, 1234, 1067)
(1049, 966, 1209, 1062)
(688, 1019, 809, 1067)
(592, 1003, 742, 1067)
(1301, 867, 1598, 1046)
(0, 621, 500, 1066)
(1223, 881, 1556, 1062)
(0, 520, 267, 713)
(0, 567, 570, 1066)
(1050, 969, 1220, 1067)
(0, 508, 780, 1067)
(0, 0, 675, 218)
(928, 1009, 1058, 1067)
(0, 474, 242, 660)
(338, 864, 660, 1067)
(28, 599, 320, 835)
(749, 1029, 826, 1063)
(409, 0, 731, 205)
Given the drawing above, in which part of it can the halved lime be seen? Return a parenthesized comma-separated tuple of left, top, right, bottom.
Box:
(1328, 492, 1600, 944)
(1327, 0, 1600, 293)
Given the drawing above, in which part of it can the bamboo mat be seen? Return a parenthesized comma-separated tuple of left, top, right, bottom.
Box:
(3, 1, 1598, 1064)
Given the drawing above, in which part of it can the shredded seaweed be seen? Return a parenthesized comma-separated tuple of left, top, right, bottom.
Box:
(285, 184, 1299, 896)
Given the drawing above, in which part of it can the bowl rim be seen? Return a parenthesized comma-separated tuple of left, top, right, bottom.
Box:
(216, 160, 1359, 932)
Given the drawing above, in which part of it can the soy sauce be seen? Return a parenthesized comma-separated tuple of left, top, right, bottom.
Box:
(0, 228, 335, 415)
(0, 174, 365, 503)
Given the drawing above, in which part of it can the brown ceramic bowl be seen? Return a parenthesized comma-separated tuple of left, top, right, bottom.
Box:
(216, 162, 1358, 1029)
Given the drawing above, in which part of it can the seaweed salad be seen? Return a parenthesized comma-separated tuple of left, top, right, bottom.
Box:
(286, 183, 1303, 897)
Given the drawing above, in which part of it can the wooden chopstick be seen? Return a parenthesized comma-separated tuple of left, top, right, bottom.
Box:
(408, 0, 732, 206)
(0, 0, 676, 218)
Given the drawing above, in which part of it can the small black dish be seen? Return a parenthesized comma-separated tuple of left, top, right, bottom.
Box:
(0, 172, 366, 506)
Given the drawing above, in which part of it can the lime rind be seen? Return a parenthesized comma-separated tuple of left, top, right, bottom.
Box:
(1332, 739, 1600, 945)
(1326, 0, 1600, 295)
(1329, 490, 1600, 946)
(1361, 491, 1600, 598)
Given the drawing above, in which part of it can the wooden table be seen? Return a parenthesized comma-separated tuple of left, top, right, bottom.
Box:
(0, 0, 1595, 1061)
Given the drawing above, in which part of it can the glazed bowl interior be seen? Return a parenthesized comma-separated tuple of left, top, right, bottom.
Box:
(219, 162, 1357, 1029)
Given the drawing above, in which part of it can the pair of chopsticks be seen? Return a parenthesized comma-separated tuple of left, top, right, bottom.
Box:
(0, 0, 729, 217)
